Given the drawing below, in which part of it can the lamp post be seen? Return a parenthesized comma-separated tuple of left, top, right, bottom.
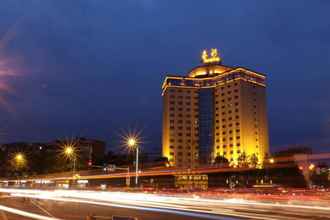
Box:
(127, 137, 139, 186)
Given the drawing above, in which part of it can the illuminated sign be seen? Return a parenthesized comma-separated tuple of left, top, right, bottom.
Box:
(201, 48, 221, 64)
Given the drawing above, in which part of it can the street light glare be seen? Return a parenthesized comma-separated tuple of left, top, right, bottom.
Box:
(15, 153, 24, 161)
(64, 146, 74, 156)
(127, 138, 137, 147)
(309, 163, 315, 171)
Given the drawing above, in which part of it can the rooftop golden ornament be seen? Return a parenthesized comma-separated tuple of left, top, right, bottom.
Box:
(201, 48, 221, 64)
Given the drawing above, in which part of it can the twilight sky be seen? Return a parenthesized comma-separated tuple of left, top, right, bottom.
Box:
(0, 0, 329, 153)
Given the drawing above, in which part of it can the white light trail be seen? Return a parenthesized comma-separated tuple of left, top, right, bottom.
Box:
(0, 188, 330, 220)
(0, 204, 62, 220)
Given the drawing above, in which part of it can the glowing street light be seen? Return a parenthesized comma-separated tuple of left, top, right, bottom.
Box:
(308, 163, 315, 171)
(127, 138, 136, 148)
(269, 158, 275, 164)
(126, 137, 139, 186)
(15, 153, 24, 162)
(63, 145, 77, 173)
(64, 146, 74, 156)
(13, 153, 26, 170)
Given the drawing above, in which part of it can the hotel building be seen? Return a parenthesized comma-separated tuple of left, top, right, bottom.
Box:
(162, 49, 269, 168)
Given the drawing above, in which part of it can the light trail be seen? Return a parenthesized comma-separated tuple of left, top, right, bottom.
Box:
(1, 188, 330, 220)
(0, 203, 62, 220)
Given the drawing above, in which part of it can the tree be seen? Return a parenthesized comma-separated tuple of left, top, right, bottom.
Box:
(248, 153, 259, 168)
(237, 152, 249, 167)
(214, 155, 229, 167)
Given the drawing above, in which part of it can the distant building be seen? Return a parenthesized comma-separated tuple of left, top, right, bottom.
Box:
(162, 49, 269, 168)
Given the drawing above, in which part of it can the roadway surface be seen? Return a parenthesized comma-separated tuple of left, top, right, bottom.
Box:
(0, 189, 330, 220)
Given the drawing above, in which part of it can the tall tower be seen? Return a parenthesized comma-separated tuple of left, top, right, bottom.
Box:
(162, 49, 269, 168)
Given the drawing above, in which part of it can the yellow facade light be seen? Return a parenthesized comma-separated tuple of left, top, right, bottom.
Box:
(269, 158, 275, 164)
(201, 48, 221, 64)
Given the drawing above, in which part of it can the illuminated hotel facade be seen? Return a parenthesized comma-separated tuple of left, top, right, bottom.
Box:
(162, 49, 269, 168)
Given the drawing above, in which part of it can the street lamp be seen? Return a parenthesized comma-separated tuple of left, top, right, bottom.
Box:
(308, 163, 315, 171)
(64, 145, 76, 173)
(13, 153, 26, 169)
(127, 137, 139, 186)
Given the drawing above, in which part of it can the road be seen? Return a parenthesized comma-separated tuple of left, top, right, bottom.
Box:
(0, 188, 329, 220)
